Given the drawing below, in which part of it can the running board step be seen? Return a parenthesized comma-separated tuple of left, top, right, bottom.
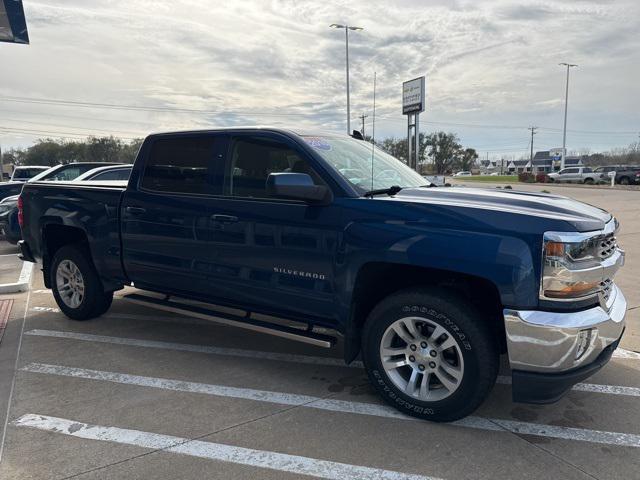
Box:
(122, 293, 336, 348)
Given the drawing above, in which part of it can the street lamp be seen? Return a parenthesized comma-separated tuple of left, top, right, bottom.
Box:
(559, 62, 578, 170)
(330, 24, 363, 135)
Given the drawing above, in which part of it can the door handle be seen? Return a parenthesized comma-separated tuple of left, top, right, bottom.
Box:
(211, 214, 238, 223)
(125, 206, 146, 215)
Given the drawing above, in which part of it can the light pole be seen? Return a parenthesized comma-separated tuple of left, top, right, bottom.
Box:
(330, 24, 363, 135)
(559, 62, 577, 170)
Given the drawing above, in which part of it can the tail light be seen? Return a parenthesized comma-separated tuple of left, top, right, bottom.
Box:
(17, 195, 24, 228)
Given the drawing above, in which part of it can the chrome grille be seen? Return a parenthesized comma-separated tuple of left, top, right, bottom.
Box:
(597, 234, 617, 259)
(600, 278, 613, 302)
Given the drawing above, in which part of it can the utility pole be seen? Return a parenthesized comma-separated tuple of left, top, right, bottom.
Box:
(529, 126, 538, 167)
(359, 113, 368, 137)
(559, 63, 578, 170)
(330, 24, 364, 135)
(0, 141, 4, 182)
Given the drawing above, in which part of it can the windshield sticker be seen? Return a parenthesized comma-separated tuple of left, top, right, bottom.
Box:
(304, 137, 332, 151)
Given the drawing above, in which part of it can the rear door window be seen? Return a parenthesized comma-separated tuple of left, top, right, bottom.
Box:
(141, 136, 218, 195)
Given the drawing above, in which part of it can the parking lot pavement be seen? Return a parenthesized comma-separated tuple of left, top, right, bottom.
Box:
(0, 238, 20, 257)
(0, 188, 639, 480)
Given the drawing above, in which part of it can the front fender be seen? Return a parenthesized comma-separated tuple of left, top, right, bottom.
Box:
(341, 222, 539, 310)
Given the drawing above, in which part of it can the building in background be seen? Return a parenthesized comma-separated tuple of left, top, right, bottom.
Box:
(507, 159, 531, 174)
(532, 151, 553, 173)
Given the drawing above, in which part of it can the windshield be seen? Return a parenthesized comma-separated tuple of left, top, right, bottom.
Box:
(12, 167, 47, 180)
(29, 164, 105, 182)
(302, 136, 426, 193)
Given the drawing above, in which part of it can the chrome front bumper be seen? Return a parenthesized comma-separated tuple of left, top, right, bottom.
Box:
(504, 283, 627, 373)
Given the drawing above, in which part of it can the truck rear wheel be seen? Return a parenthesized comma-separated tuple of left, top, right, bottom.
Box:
(51, 245, 113, 321)
(362, 287, 498, 422)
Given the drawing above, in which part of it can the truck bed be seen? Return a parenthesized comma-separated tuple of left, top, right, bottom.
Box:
(20, 180, 128, 288)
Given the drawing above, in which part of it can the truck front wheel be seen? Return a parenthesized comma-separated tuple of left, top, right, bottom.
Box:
(51, 245, 113, 320)
(362, 288, 498, 422)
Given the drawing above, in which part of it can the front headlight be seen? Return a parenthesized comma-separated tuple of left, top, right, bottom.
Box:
(541, 238, 602, 300)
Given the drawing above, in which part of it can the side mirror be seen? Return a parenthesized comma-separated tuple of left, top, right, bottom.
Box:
(266, 173, 331, 204)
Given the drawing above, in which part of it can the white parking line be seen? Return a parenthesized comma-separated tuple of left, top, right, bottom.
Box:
(13, 414, 440, 480)
(25, 329, 640, 398)
(496, 375, 640, 397)
(20, 363, 640, 448)
(31, 306, 59, 313)
(29, 307, 640, 363)
(25, 329, 352, 367)
(616, 348, 640, 360)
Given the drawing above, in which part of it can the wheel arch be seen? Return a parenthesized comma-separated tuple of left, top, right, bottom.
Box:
(41, 223, 91, 288)
(344, 262, 505, 363)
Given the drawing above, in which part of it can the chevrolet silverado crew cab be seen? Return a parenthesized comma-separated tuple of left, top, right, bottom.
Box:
(18, 128, 627, 422)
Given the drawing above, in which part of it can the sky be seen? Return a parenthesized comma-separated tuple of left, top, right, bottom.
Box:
(1, 0, 639, 160)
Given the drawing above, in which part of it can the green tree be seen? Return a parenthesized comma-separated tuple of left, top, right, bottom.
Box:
(85, 136, 123, 163)
(119, 138, 144, 164)
(457, 147, 478, 171)
(23, 140, 65, 166)
(424, 132, 462, 174)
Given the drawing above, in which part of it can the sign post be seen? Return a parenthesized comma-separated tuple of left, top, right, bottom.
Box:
(402, 76, 425, 171)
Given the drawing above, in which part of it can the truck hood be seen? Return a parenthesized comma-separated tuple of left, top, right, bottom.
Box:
(391, 187, 611, 231)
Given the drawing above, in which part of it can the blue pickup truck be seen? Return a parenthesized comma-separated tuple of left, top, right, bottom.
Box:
(18, 128, 627, 422)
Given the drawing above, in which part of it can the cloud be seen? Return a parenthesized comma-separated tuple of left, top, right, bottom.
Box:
(0, 0, 638, 157)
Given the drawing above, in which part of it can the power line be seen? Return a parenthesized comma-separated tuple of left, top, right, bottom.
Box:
(0, 95, 315, 117)
(2, 118, 147, 137)
(1, 95, 636, 135)
(0, 126, 138, 141)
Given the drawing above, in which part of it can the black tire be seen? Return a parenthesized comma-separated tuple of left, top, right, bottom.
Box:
(584, 178, 594, 185)
(619, 176, 630, 185)
(50, 244, 113, 320)
(362, 287, 498, 422)
(93, 291, 114, 317)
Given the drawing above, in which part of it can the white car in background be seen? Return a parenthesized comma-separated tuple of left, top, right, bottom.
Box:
(74, 164, 132, 182)
(454, 171, 472, 177)
(10, 166, 49, 182)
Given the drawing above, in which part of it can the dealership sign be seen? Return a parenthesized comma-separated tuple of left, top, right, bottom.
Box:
(402, 76, 425, 114)
(550, 148, 564, 161)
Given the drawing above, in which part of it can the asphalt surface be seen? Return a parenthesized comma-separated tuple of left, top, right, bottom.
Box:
(0, 185, 639, 479)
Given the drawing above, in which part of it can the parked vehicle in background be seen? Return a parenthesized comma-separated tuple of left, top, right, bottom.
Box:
(0, 162, 124, 243)
(74, 164, 132, 182)
(29, 162, 124, 182)
(0, 162, 123, 200)
(614, 165, 640, 185)
(454, 171, 471, 177)
(18, 127, 627, 422)
(10, 166, 49, 182)
(548, 167, 600, 184)
(0, 194, 21, 244)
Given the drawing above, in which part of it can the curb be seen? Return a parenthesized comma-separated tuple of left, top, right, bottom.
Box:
(0, 260, 34, 294)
